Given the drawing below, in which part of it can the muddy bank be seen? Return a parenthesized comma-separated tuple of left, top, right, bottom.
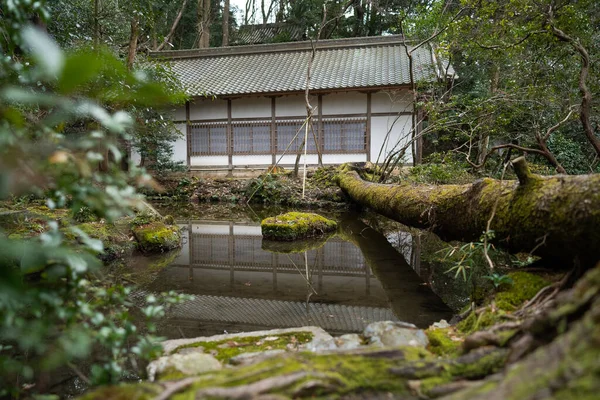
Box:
(146, 167, 349, 209)
(0, 201, 182, 261)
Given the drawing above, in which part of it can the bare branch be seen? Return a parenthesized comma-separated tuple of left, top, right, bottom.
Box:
(156, 0, 189, 51)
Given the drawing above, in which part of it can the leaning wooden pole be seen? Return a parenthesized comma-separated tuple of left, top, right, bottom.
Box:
(336, 157, 600, 268)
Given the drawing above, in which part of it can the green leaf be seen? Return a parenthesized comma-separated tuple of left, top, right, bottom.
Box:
(58, 51, 104, 94)
(21, 26, 64, 78)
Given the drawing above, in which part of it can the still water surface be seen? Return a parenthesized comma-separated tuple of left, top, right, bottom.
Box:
(139, 206, 452, 338)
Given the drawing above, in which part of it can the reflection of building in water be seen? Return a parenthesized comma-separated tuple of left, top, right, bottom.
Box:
(149, 220, 450, 338)
(151, 221, 397, 337)
(171, 222, 381, 298)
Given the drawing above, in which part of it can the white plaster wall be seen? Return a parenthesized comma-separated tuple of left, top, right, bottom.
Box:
(371, 90, 412, 113)
(189, 98, 228, 120)
(321, 92, 366, 115)
(168, 106, 186, 122)
(275, 154, 320, 165)
(192, 224, 230, 235)
(232, 155, 272, 165)
(233, 226, 262, 236)
(232, 97, 271, 119)
(276, 94, 317, 117)
(323, 154, 367, 164)
(191, 155, 229, 166)
(371, 115, 413, 164)
(172, 123, 187, 163)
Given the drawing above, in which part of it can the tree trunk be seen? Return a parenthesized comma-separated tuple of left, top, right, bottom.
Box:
(550, 24, 600, 158)
(222, 0, 230, 46)
(477, 64, 499, 165)
(336, 157, 600, 267)
(352, 0, 364, 36)
(127, 17, 139, 70)
(198, 0, 211, 48)
(93, 0, 100, 48)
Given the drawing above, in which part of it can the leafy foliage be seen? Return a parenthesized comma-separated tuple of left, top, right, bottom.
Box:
(0, 3, 190, 396)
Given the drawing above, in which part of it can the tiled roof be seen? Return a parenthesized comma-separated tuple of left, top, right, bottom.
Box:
(149, 36, 447, 97)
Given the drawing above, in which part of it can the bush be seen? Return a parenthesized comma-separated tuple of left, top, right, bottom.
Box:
(409, 153, 474, 184)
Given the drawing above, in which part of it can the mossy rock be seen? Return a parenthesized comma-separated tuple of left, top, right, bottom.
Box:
(426, 328, 462, 357)
(261, 212, 337, 241)
(133, 222, 181, 253)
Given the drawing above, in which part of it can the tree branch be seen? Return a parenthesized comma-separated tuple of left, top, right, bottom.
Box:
(156, 0, 189, 51)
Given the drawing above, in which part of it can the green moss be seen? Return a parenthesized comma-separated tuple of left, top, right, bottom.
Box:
(157, 366, 189, 382)
(69, 221, 134, 260)
(449, 350, 508, 379)
(78, 383, 161, 400)
(168, 350, 420, 400)
(261, 212, 337, 241)
(426, 328, 462, 356)
(172, 332, 314, 363)
(457, 308, 508, 334)
(495, 271, 550, 310)
(419, 376, 453, 394)
(132, 222, 181, 253)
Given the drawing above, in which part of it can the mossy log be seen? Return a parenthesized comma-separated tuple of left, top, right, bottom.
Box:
(336, 158, 600, 267)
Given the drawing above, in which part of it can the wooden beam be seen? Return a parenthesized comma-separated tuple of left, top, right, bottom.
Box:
(227, 99, 233, 172)
(271, 97, 276, 165)
(366, 92, 371, 162)
(318, 95, 324, 160)
(185, 101, 191, 168)
(173, 111, 412, 125)
(187, 85, 411, 101)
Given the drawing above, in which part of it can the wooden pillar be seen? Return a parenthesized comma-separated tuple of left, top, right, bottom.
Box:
(185, 101, 191, 168)
(227, 99, 233, 173)
(317, 95, 324, 155)
(187, 222, 193, 281)
(229, 222, 234, 287)
(366, 92, 372, 162)
(271, 97, 276, 165)
(272, 253, 278, 292)
(416, 109, 423, 164)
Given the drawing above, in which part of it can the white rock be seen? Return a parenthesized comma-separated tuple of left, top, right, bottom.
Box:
(363, 321, 428, 348)
(161, 326, 332, 355)
(334, 334, 364, 350)
(432, 319, 450, 329)
(229, 349, 286, 366)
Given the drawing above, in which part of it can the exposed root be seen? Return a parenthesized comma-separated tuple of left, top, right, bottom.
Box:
(195, 372, 309, 399)
(154, 377, 200, 400)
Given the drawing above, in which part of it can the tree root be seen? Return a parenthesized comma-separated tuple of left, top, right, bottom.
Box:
(194, 372, 309, 399)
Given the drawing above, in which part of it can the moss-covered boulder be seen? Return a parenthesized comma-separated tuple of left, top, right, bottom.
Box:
(132, 222, 181, 253)
(261, 212, 337, 241)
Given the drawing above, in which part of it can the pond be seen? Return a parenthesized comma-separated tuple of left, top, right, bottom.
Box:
(131, 205, 457, 339)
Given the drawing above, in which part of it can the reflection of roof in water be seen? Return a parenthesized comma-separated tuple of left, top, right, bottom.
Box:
(188, 233, 369, 276)
(169, 295, 398, 333)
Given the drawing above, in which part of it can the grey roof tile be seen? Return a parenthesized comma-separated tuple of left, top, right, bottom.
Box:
(152, 36, 440, 97)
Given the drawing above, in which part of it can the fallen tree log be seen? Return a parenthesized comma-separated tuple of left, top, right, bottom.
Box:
(336, 157, 600, 268)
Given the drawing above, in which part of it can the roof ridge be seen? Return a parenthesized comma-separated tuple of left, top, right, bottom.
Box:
(149, 35, 413, 60)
